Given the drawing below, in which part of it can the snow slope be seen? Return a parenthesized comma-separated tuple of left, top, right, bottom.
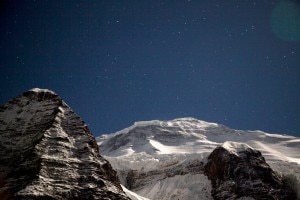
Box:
(97, 118, 300, 199)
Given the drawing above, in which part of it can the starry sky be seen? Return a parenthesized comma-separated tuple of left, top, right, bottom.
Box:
(1, 0, 300, 137)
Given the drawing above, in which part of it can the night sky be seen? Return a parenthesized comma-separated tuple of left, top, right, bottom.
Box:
(1, 0, 300, 137)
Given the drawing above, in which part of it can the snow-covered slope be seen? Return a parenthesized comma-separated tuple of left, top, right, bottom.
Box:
(97, 118, 300, 199)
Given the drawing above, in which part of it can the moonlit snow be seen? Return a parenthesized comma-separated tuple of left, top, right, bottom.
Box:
(97, 118, 300, 199)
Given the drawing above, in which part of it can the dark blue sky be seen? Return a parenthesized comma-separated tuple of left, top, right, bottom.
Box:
(1, 0, 300, 136)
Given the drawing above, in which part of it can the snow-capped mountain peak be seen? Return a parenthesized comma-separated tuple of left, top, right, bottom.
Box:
(98, 118, 299, 162)
(29, 87, 57, 94)
(97, 118, 300, 200)
(110, 117, 222, 136)
(221, 141, 253, 156)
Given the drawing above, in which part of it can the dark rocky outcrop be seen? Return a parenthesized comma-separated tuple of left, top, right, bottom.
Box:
(0, 88, 129, 200)
(122, 159, 204, 191)
(204, 142, 296, 200)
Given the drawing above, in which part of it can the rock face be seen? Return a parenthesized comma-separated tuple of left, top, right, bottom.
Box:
(0, 88, 129, 200)
(120, 159, 211, 200)
(204, 142, 296, 200)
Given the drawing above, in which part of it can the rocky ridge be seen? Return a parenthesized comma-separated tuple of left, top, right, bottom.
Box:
(204, 142, 296, 199)
(0, 88, 129, 200)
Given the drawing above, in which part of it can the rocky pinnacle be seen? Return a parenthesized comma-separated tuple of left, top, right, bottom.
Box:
(0, 88, 129, 200)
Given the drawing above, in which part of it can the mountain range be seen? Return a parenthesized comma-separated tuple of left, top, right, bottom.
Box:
(0, 88, 299, 199)
(97, 118, 300, 199)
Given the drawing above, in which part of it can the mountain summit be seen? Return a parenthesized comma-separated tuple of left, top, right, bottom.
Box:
(0, 88, 129, 200)
(97, 118, 300, 199)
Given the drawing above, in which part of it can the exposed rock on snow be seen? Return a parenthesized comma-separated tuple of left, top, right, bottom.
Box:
(204, 142, 296, 199)
(120, 159, 211, 200)
(97, 118, 300, 200)
(0, 88, 129, 200)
